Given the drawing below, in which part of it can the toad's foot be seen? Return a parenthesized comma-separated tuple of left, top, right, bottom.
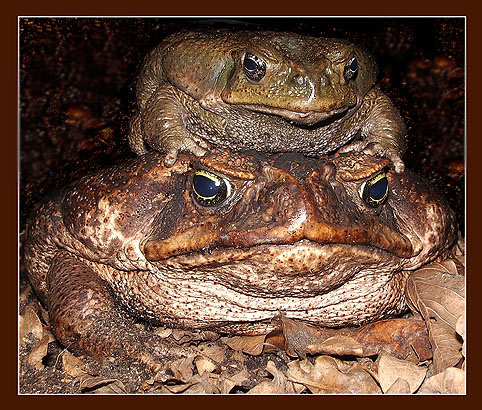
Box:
(338, 138, 405, 174)
(162, 134, 209, 167)
(46, 251, 196, 369)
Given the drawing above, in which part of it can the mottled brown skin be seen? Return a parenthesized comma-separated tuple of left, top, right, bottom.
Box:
(24, 150, 456, 362)
(129, 30, 407, 172)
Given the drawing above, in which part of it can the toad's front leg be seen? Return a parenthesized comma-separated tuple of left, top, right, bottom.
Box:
(46, 251, 194, 366)
(128, 84, 209, 166)
(339, 87, 407, 174)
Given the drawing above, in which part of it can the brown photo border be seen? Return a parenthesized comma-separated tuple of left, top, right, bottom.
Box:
(7, 1, 475, 404)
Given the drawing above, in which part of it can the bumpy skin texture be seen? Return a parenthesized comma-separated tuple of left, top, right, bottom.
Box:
(24, 150, 456, 361)
(129, 30, 407, 172)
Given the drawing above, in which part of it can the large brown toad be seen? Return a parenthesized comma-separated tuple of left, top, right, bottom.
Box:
(24, 149, 456, 362)
(129, 30, 407, 172)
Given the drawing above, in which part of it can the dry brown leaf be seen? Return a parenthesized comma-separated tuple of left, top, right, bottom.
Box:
(88, 380, 127, 394)
(62, 351, 88, 378)
(26, 334, 51, 370)
(230, 349, 246, 365)
(306, 335, 365, 357)
(223, 316, 430, 363)
(194, 355, 217, 376)
(168, 356, 194, 382)
(263, 328, 288, 353)
(210, 376, 236, 395)
(148, 355, 195, 388)
(229, 369, 251, 386)
(429, 321, 462, 373)
(171, 329, 196, 344)
(406, 260, 465, 374)
(247, 380, 278, 394)
(377, 352, 427, 393)
(278, 316, 327, 356)
(61, 351, 127, 393)
(454, 235, 465, 268)
(164, 371, 230, 394)
(138, 351, 164, 371)
(218, 379, 236, 394)
(181, 374, 217, 394)
(418, 367, 465, 394)
(385, 378, 412, 394)
(221, 334, 266, 355)
(170, 328, 219, 344)
(286, 356, 381, 394)
(248, 360, 302, 394)
(279, 316, 430, 362)
(455, 313, 465, 358)
(181, 369, 250, 394)
(202, 372, 239, 394)
(203, 370, 250, 394)
(406, 260, 465, 327)
(196, 343, 226, 363)
(80, 376, 126, 393)
(154, 327, 173, 338)
(349, 319, 432, 361)
(163, 383, 191, 394)
(19, 306, 44, 342)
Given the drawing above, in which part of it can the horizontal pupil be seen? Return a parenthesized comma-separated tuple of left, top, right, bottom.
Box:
(193, 174, 221, 198)
(369, 178, 388, 200)
(244, 58, 258, 71)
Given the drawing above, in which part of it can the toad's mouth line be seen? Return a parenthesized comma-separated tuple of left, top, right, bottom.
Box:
(238, 103, 353, 125)
(143, 224, 414, 262)
(149, 240, 404, 271)
(234, 103, 356, 126)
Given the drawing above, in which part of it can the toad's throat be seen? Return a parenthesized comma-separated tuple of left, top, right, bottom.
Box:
(143, 219, 413, 261)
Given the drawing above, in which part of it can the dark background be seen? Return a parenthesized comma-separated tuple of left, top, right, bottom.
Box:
(19, 17, 465, 233)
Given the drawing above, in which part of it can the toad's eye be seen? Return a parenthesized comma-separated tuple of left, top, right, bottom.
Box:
(192, 170, 232, 207)
(343, 56, 358, 82)
(243, 53, 266, 83)
(359, 171, 389, 207)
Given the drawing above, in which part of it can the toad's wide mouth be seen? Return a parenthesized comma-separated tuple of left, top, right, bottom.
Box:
(143, 219, 414, 263)
(146, 241, 407, 299)
(155, 240, 400, 271)
(239, 103, 351, 125)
